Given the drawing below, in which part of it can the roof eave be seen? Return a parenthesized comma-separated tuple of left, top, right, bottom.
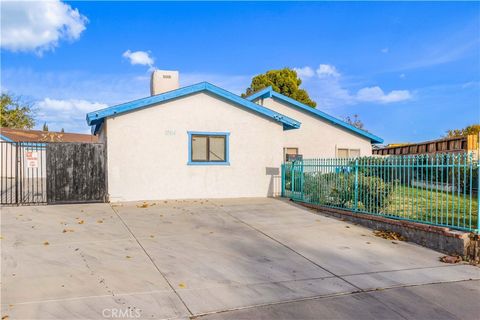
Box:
(247, 88, 383, 144)
(86, 82, 301, 132)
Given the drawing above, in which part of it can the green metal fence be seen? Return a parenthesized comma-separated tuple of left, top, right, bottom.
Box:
(281, 154, 479, 233)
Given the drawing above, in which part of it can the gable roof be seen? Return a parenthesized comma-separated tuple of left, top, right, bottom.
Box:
(86, 82, 301, 134)
(0, 127, 98, 143)
(246, 87, 384, 144)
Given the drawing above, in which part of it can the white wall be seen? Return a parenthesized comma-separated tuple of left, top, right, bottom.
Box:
(259, 97, 373, 158)
(104, 92, 284, 202)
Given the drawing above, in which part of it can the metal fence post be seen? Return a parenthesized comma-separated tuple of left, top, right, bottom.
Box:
(477, 161, 480, 233)
(281, 164, 285, 197)
(15, 143, 19, 205)
(300, 160, 304, 201)
(354, 158, 359, 211)
(291, 161, 295, 195)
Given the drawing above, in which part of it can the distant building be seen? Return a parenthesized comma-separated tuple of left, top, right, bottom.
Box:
(372, 134, 479, 158)
(0, 127, 98, 143)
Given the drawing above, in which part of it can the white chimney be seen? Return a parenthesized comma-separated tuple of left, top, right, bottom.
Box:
(150, 70, 179, 95)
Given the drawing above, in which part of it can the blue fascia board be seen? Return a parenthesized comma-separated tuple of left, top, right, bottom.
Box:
(246, 87, 384, 144)
(245, 86, 273, 101)
(86, 82, 301, 131)
(0, 134, 14, 143)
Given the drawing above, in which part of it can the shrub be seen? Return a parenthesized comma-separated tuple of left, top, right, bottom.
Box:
(301, 171, 394, 212)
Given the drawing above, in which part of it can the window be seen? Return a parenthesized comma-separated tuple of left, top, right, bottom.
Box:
(188, 132, 229, 165)
(337, 148, 360, 158)
(284, 147, 298, 162)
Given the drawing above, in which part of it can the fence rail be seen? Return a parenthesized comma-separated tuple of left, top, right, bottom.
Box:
(282, 154, 479, 233)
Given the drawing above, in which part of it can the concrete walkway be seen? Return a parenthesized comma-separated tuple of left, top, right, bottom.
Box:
(1, 198, 479, 319)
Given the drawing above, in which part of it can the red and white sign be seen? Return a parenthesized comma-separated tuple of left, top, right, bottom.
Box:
(25, 151, 39, 168)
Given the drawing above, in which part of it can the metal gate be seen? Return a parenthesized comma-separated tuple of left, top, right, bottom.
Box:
(1, 141, 47, 205)
(46, 143, 106, 204)
(1, 141, 106, 205)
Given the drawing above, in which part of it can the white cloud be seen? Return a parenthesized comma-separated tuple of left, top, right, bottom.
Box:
(123, 50, 155, 69)
(381, 48, 389, 54)
(2, 68, 252, 132)
(356, 86, 412, 103)
(36, 98, 107, 133)
(294, 64, 412, 108)
(294, 66, 315, 78)
(1, 0, 87, 53)
(316, 64, 340, 78)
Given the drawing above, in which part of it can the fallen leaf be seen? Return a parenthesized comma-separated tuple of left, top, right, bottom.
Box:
(345, 226, 350, 228)
(77, 220, 84, 224)
(440, 255, 461, 264)
(149, 235, 155, 238)
(366, 242, 371, 244)
(126, 255, 132, 259)
(43, 241, 49, 246)
(178, 282, 186, 288)
(137, 202, 149, 208)
(373, 230, 406, 241)
(62, 229, 75, 233)
(391, 241, 398, 244)
(97, 220, 103, 223)
(2, 315, 9, 320)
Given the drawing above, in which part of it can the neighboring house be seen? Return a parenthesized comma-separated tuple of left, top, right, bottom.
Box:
(246, 87, 382, 159)
(0, 127, 98, 143)
(372, 135, 479, 159)
(86, 70, 383, 202)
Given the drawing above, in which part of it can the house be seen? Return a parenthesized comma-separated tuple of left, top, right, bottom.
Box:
(86, 70, 383, 202)
(246, 87, 383, 159)
(0, 127, 98, 143)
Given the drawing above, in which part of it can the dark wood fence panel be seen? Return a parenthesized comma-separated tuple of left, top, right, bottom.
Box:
(46, 143, 106, 204)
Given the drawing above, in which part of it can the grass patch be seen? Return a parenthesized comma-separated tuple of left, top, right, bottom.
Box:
(386, 185, 478, 230)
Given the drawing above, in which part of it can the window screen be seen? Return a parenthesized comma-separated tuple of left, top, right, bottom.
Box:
(191, 134, 226, 162)
(284, 147, 299, 162)
(337, 148, 361, 158)
(349, 149, 360, 158)
(337, 148, 349, 158)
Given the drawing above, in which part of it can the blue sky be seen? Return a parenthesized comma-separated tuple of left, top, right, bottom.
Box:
(1, 1, 479, 144)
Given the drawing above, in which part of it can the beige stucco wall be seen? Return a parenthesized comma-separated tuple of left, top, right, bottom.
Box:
(258, 97, 373, 158)
(103, 92, 284, 202)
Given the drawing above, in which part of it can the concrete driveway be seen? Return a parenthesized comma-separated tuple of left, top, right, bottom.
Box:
(1, 198, 479, 319)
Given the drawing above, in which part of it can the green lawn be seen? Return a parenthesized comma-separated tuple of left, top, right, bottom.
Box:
(385, 185, 478, 231)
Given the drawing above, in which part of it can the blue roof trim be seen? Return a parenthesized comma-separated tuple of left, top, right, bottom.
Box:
(86, 82, 301, 134)
(246, 87, 384, 144)
(0, 134, 14, 143)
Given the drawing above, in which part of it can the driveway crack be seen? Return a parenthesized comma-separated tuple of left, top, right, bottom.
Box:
(109, 204, 194, 316)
